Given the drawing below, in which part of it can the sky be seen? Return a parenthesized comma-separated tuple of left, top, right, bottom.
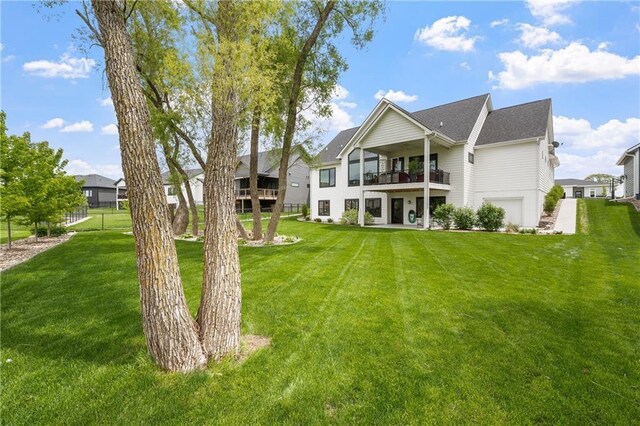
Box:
(1, 0, 639, 180)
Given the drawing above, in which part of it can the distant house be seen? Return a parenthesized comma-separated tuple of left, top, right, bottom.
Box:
(555, 178, 613, 199)
(617, 143, 640, 199)
(162, 151, 310, 212)
(310, 93, 559, 228)
(75, 174, 126, 208)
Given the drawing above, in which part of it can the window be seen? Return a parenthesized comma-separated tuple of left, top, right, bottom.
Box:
(391, 157, 405, 172)
(365, 198, 381, 217)
(291, 182, 299, 187)
(589, 188, 596, 198)
(468, 152, 474, 164)
(408, 155, 425, 172)
(167, 186, 178, 196)
(345, 199, 359, 211)
(84, 189, 92, 197)
(349, 149, 379, 186)
(416, 197, 424, 218)
(319, 168, 336, 187)
(430, 153, 438, 170)
(318, 200, 330, 216)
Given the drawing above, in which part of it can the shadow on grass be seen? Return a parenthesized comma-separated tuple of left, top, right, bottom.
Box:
(1, 232, 145, 365)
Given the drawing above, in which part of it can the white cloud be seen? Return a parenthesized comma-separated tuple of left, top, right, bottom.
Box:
(374, 89, 418, 103)
(460, 62, 471, 71)
(491, 42, 640, 89)
(60, 121, 94, 133)
(98, 97, 113, 107)
(339, 101, 357, 109)
(556, 150, 622, 179)
(525, 0, 579, 26)
(516, 23, 561, 48)
(65, 159, 123, 179)
(2, 55, 15, 63)
(490, 18, 509, 28)
(554, 116, 640, 150)
(23, 53, 95, 79)
(596, 42, 610, 51)
(101, 124, 118, 135)
(301, 85, 357, 133)
(41, 118, 65, 129)
(414, 16, 480, 52)
(332, 85, 349, 100)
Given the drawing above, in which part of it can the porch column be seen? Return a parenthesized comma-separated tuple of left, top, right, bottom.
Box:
(423, 133, 430, 229)
(358, 147, 365, 226)
(115, 185, 119, 210)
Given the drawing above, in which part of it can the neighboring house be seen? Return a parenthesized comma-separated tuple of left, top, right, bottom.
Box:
(555, 178, 614, 199)
(113, 178, 128, 209)
(616, 143, 640, 199)
(75, 174, 126, 208)
(162, 150, 310, 211)
(310, 93, 559, 228)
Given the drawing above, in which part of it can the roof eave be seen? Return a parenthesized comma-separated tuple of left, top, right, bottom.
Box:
(475, 136, 542, 149)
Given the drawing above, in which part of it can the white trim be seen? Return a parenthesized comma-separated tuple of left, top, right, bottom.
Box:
(474, 137, 541, 150)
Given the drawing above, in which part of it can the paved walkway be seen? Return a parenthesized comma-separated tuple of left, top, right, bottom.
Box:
(553, 198, 577, 234)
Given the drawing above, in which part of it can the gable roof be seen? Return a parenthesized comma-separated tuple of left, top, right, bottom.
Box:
(476, 99, 551, 146)
(75, 174, 117, 189)
(317, 94, 490, 164)
(616, 142, 640, 165)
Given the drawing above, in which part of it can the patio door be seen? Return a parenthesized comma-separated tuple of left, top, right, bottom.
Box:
(391, 198, 404, 224)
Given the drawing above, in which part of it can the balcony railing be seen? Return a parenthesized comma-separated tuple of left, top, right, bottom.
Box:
(363, 169, 450, 186)
(235, 188, 278, 199)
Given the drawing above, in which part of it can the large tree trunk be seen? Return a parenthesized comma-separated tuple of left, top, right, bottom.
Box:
(182, 174, 199, 236)
(7, 218, 12, 250)
(197, 0, 241, 361)
(264, 1, 336, 241)
(172, 184, 189, 235)
(249, 109, 262, 240)
(92, 0, 206, 372)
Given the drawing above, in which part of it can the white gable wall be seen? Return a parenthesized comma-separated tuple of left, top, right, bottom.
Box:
(359, 108, 424, 149)
(462, 98, 490, 206)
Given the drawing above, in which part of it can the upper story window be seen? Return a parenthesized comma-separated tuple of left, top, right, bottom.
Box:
(167, 186, 178, 196)
(348, 149, 380, 186)
(84, 189, 92, 197)
(319, 168, 336, 188)
(468, 152, 474, 164)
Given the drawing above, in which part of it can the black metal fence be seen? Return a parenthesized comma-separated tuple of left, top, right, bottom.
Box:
(236, 203, 304, 214)
(63, 206, 88, 225)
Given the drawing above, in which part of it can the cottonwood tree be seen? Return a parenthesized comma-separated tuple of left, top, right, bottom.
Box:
(263, 0, 383, 242)
(584, 173, 614, 183)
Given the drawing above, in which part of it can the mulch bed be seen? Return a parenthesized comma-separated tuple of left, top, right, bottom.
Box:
(0, 233, 75, 272)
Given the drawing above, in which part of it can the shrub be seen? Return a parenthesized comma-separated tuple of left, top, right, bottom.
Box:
(340, 208, 358, 225)
(327, 218, 334, 223)
(305, 216, 311, 221)
(33, 225, 68, 237)
(120, 200, 129, 210)
(314, 218, 322, 223)
(476, 202, 505, 232)
(301, 204, 309, 218)
(453, 206, 476, 230)
(544, 184, 564, 214)
(505, 222, 519, 233)
(432, 203, 456, 230)
(519, 228, 538, 235)
(364, 211, 374, 225)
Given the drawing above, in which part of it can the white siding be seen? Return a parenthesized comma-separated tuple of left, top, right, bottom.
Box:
(360, 109, 424, 149)
(462, 97, 489, 206)
(433, 144, 464, 206)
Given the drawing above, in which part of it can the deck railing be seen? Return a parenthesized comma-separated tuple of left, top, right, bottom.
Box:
(235, 188, 278, 199)
(363, 168, 450, 186)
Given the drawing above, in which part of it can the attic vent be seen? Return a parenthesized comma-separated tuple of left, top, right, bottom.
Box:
(439, 121, 443, 127)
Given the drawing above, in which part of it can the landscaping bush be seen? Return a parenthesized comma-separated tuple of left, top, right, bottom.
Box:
(301, 204, 309, 218)
(519, 228, 538, 234)
(305, 216, 311, 221)
(314, 218, 322, 223)
(505, 222, 519, 233)
(544, 184, 564, 215)
(327, 218, 334, 223)
(453, 206, 476, 230)
(432, 203, 456, 230)
(341, 208, 359, 225)
(476, 202, 505, 232)
(364, 212, 374, 225)
(33, 224, 68, 237)
(120, 200, 129, 210)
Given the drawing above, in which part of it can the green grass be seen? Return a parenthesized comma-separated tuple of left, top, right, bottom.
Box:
(2, 199, 638, 424)
(0, 219, 32, 244)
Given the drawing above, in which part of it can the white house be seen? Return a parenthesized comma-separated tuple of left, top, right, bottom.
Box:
(617, 143, 640, 199)
(309, 93, 559, 228)
(555, 178, 617, 199)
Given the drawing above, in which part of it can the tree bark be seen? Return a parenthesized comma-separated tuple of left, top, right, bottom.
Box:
(7, 218, 11, 250)
(172, 183, 189, 235)
(249, 108, 262, 240)
(92, 0, 206, 372)
(197, 0, 241, 361)
(265, 1, 336, 241)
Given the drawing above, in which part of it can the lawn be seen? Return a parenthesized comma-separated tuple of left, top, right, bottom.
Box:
(0, 219, 32, 244)
(1, 199, 638, 424)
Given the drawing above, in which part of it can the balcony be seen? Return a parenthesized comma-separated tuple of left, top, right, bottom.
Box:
(363, 169, 450, 186)
(235, 188, 278, 200)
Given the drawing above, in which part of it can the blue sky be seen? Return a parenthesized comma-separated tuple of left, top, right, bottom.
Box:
(1, 0, 639, 179)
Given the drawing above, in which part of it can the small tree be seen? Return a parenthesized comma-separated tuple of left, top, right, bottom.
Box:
(453, 206, 476, 230)
(433, 203, 456, 230)
(476, 202, 505, 232)
(301, 203, 309, 219)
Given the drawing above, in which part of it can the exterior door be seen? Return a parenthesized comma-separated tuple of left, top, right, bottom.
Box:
(391, 198, 404, 224)
(574, 188, 583, 198)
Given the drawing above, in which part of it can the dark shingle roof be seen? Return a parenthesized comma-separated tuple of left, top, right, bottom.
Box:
(410, 94, 489, 141)
(316, 94, 490, 164)
(555, 178, 604, 186)
(476, 99, 551, 146)
(75, 174, 117, 189)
